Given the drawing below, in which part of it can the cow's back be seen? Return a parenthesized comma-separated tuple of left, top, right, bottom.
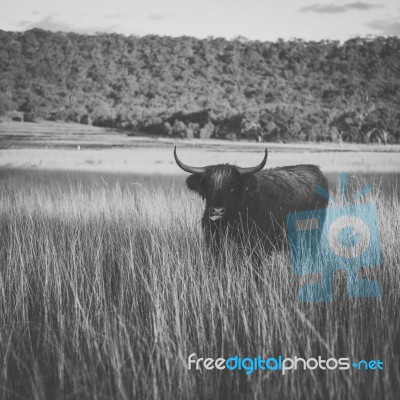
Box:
(245, 165, 329, 249)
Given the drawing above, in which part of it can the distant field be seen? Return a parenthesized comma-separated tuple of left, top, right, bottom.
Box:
(1, 121, 400, 174)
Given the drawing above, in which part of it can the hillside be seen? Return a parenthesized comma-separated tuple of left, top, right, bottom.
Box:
(0, 29, 399, 143)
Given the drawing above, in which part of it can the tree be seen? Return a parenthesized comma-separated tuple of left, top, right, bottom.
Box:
(0, 30, 399, 143)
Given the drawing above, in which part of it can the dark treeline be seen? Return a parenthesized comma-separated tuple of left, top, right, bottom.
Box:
(0, 29, 399, 143)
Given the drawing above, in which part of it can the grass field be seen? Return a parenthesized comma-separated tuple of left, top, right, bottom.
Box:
(0, 168, 399, 399)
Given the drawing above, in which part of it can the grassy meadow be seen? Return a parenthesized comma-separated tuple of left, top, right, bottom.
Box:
(0, 168, 400, 399)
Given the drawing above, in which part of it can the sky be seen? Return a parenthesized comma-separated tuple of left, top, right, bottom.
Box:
(2, 0, 400, 41)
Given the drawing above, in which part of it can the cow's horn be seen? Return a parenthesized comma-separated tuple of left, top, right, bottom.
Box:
(237, 148, 268, 175)
(174, 146, 207, 174)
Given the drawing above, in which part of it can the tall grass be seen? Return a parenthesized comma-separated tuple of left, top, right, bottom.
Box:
(0, 170, 399, 399)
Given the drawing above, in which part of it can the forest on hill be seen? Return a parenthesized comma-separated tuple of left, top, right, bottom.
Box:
(0, 29, 399, 143)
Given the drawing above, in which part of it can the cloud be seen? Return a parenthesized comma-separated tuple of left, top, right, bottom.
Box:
(300, 2, 383, 13)
(104, 14, 126, 19)
(24, 15, 116, 34)
(367, 17, 400, 36)
(147, 13, 170, 21)
(28, 15, 77, 32)
(300, 3, 345, 13)
(17, 20, 31, 28)
(346, 2, 382, 10)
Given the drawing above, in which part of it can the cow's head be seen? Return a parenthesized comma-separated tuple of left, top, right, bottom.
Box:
(174, 147, 268, 222)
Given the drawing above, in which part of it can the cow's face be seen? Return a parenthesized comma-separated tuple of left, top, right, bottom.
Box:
(186, 165, 259, 221)
(174, 147, 268, 223)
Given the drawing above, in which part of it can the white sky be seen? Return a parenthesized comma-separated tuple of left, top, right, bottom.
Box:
(2, 0, 400, 41)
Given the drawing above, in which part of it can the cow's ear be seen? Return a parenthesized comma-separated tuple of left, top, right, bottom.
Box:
(186, 174, 205, 197)
(243, 175, 260, 198)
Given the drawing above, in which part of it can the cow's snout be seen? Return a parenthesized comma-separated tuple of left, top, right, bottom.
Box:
(209, 206, 227, 221)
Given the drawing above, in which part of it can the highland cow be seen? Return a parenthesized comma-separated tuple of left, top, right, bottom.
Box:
(174, 147, 329, 254)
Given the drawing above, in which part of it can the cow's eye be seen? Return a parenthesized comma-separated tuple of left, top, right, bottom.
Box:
(230, 187, 235, 192)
